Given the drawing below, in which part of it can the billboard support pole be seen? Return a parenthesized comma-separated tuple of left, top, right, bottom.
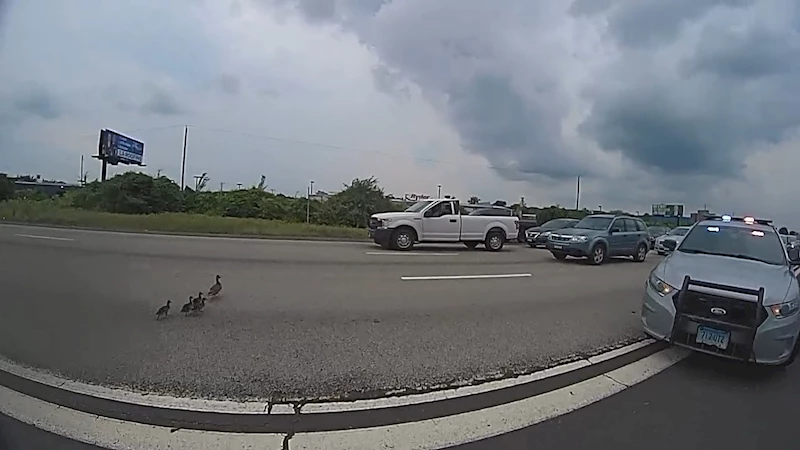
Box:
(100, 160, 108, 182)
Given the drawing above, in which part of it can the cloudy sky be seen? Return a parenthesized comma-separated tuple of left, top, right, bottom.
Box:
(1, 0, 799, 224)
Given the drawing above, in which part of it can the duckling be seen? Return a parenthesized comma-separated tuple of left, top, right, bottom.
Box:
(191, 292, 206, 313)
(208, 275, 222, 298)
(155, 300, 171, 320)
(180, 296, 193, 315)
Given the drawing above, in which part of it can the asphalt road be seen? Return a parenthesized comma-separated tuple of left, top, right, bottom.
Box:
(0, 224, 657, 402)
(459, 351, 800, 450)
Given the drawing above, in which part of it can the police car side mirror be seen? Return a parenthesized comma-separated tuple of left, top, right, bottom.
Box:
(788, 247, 800, 264)
(662, 239, 677, 251)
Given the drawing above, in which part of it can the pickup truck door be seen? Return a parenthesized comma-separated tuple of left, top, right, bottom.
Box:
(422, 201, 461, 241)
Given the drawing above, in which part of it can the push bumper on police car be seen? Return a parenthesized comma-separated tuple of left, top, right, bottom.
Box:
(642, 274, 800, 365)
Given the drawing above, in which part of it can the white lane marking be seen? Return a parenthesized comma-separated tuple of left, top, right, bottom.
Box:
(0, 340, 655, 416)
(294, 347, 690, 450)
(0, 385, 285, 449)
(401, 273, 532, 281)
(0, 347, 689, 450)
(14, 234, 75, 241)
(365, 251, 459, 256)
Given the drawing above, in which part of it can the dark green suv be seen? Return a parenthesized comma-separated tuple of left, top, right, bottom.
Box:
(544, 214, 651, 265)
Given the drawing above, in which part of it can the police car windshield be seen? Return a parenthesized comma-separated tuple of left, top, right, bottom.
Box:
(678, 224, 786, 265)
(574, 216, 613, 231)
(669, 228, 689, 236)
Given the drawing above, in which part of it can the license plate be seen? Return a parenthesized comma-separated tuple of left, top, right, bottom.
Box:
(696, 326, 730, 350)
(552, 244, 563, 249)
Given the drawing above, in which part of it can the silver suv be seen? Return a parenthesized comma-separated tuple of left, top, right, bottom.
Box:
(545, 214, 651, 265)
(642, 216, 800, 366)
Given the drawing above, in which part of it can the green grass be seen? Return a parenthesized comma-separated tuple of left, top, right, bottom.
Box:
(0, 200, 368, 240)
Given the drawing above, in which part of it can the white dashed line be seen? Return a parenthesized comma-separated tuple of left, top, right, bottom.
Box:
(14, 234, 75, 241)
(365, 251, 459, 256)
(401, 273, 532, 281)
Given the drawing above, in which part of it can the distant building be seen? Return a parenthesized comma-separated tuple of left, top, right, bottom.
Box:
(12, 180, 81, 197)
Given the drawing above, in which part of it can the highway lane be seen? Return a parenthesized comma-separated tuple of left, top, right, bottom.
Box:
(0, 224, 659, 401)
(457, 352, 800, 450)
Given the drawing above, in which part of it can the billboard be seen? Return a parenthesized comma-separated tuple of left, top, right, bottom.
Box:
(98, 129, 145, 165)
(652, 203, 684, 217)
(404, 193, 431, 202)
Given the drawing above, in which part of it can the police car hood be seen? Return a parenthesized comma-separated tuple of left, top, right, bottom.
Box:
(660, 251, 794, 306)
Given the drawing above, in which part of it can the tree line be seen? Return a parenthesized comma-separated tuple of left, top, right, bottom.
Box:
(2, 172, 406, 228)
(6, 172, 793, 233)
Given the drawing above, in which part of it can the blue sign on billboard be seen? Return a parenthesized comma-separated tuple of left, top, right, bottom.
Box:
(98, 129, 145, 165)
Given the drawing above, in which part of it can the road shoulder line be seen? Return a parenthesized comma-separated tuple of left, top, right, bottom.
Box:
(0, 346, 689, 450)
(0, 339, 661, 433)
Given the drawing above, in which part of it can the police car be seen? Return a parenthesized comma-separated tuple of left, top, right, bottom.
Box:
(641, 215, 800, 366)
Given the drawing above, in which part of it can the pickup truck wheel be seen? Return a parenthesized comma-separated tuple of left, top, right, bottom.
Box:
(633, 243, 648, 262)
(464, 242, 479, 250)
(391, 227, 415, 251)
(484, 230, 505, 252)
(589, 243, 607, 265)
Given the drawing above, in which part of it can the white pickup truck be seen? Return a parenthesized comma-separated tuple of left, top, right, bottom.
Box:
(368, 198, 519, 251)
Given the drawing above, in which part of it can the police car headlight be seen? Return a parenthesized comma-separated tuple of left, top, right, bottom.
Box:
(770, 300, 800, 319)
(648, 272, 675, 296)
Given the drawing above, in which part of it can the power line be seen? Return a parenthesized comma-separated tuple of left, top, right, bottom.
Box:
(185, 125, 517, 172)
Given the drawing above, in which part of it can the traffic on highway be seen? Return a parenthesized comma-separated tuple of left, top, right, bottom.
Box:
(1, 215, 800, 449)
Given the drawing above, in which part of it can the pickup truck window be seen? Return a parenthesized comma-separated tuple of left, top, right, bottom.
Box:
(440, 202, 454, 216)
(406, 200, 434, 213)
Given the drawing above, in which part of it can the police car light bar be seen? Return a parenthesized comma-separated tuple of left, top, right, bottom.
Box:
(706, 215, 773, 225)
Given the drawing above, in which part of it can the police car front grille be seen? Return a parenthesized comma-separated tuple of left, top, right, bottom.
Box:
(673, 291, 765, 328)
(368, 218, 381, 230)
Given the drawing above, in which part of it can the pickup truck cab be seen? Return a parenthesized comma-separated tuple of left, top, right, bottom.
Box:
(368, 198, 519, 251)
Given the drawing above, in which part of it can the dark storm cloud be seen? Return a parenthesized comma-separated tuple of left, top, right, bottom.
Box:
(580, 0, 800, 176)
(272, 0, 800, 181)
(11, 87, 63, 120)
(571, 0, 755, 48)
(268, 0, 594, 180)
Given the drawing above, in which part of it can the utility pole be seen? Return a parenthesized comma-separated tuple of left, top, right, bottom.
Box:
(437, 184, 442, 198)
(193, 174, 203, 191)
(156, 169, 162, 177)
(180, 126, 188, 190)
(306, 180, 314, 223)
(219, 182, 224, 192)
(575, 176, 581, 210)
(237, 183, 242, 190)
(79, 155, 84, 186)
